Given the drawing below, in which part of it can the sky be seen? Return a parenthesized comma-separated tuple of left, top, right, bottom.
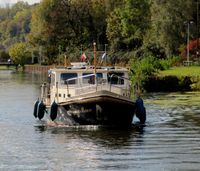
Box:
(0, 0, 40, 5)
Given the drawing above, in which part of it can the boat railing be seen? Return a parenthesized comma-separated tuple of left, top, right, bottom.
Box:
(109, 74, 132, 98)
(41, 82, 51, 104)
(65, 73, 95, 96)
(65, 73, 132, 98)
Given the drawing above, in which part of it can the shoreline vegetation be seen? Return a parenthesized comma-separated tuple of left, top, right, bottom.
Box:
(0, 65, 16, 70)
(0, 1, 198, 72)
(158, 66, 200, 77)
(145, 66, 200, 92)
(1, 64, 200, 92)
(0, 1, 200, 94)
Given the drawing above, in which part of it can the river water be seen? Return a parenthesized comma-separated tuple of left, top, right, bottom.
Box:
(0, 70, 200, 171)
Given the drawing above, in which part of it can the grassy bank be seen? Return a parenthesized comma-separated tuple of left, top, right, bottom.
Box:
(143, 66, 200, 92)
(158, 66, 200, 77)
(0, 65, 16, 70)
(144, 66, 200, 92)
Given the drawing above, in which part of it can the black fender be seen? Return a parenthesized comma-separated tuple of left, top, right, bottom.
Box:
(33, 99, 39, 118)
(135, 97, 146, 124)
(37, 100, 46, 120)
(50, 101, 58, 121)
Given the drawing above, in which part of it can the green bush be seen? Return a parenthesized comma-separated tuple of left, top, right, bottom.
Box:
(129, 56, 158, 93)
(129, 55, 181, 93)
(144, 76, 192, 92)
(158, 56, 180, 70)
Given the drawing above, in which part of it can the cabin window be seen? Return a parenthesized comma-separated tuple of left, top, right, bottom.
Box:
(108, 72, 124, 85)
(61, 73, 77, 85)
(82, 73, 103, 84)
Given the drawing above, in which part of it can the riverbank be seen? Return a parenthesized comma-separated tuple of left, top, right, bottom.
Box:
(0, 64, 52, 73)
(158, 66, 200, 77)
(0, 65, 16, 70)
(3, 64, 199, 92)
(24, 65, 52, 73)
(144, 66, 200, 92)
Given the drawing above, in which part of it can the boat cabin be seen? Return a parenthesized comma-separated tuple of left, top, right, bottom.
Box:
(41, 63, 131, 106)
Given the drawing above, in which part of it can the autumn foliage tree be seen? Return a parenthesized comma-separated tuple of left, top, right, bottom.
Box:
(9, 42, 31, 70)
(0, 0, 199, 65)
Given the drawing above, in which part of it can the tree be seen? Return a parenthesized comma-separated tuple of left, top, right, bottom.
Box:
(143, 0, 195, 57)
(0, 1, 32, 51)
(106, 0, 150, 52)
(9, 42, 30, 70)
(0, 0, 197, 66)
(29, 0, 112, 63)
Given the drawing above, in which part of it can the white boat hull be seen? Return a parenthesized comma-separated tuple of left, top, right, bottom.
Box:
(47, 90, 136, 127)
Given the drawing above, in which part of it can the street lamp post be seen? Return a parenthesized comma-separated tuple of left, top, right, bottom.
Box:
(184, 21, 194, 64)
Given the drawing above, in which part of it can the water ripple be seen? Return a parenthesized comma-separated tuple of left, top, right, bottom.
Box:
(1, 71, 200, 170)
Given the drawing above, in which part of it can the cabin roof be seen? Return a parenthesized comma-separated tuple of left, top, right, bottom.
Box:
(49, 62, 129, 73)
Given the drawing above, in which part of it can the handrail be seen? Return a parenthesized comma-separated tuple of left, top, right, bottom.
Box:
(65, 73, 96, 96)
(64, 73, 131, 97)
(66, 73, 95, 85)
(109, 74, 131, 98)
(109, 74, 130, 89)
